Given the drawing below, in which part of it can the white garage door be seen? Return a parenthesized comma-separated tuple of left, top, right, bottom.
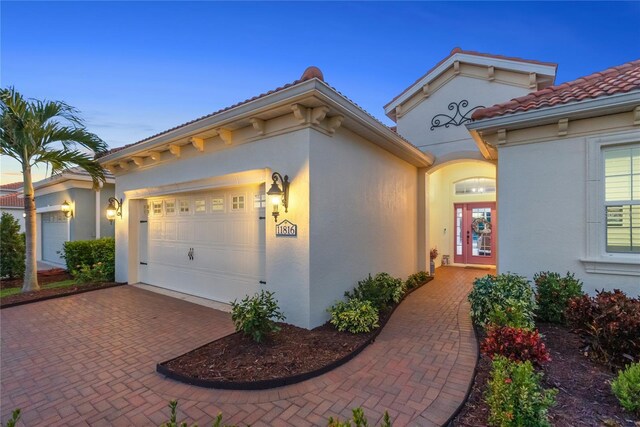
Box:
(139, 185, 266, 304)
(42, 212, 68, 266)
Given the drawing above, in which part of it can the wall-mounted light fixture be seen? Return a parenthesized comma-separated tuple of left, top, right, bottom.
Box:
(61, 200, 73, 218)
(106, 197, 123, 223)
(266, 172, 290, 222)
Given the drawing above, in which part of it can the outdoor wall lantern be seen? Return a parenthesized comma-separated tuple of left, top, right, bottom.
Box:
(61, 200, 73, 218)
(106, 197, 123, 223)
(266, 172, 290, 222)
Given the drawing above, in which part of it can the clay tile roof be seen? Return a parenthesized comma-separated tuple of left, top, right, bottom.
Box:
(0, 182, 23, 191)
(472, 59, 640, 120)
(98, 68, 326, 159)
(0, 193, 24, 208)
(385, 48, 557, 109)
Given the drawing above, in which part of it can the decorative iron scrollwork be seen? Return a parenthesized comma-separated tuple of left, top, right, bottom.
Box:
(430, 100, 485, 130)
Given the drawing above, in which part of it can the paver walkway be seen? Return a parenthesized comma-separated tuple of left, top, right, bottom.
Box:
(1, 267, 492, 426)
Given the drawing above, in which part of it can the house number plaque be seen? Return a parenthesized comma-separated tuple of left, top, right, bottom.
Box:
(276, 220, 297, 237)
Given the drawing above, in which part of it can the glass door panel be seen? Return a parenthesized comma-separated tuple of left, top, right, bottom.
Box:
(454, 203, 496, 265)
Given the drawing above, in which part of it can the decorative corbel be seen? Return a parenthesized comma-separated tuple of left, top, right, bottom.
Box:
(132, 157, 144, 167)
(249, 118, 266, 135)
(497, 129, 507, 145)
(291, 104, 309, 124)
(487, 66, 495, 81)
(118, 161, 130, 171)
(169, 144, 181, 158)
(190, 137, 205, 152)
(217, 129, 232, 145)
(422, 83, 430, 98)
(310, 106, 330, 125)
(326, 115, 344, 135)
(453, 60, 460, 75)
(105, 164, 117, 174)
(558, 118, 569, 136)
(149, 151, 161, 161)
(634, 106, 640, 126)
(529, 73, 537, 89)
(395, 105, 403, 118)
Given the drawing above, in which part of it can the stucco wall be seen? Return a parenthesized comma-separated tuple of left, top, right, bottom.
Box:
(396, 75, 531, 161)
(99, 184, 116, 238)
(36, 188, 107, 241)
(498, 130, 639, 296)
(113, 128, 313, 328)
(308, 127, 419, 327)
(428, 161, 496, 265)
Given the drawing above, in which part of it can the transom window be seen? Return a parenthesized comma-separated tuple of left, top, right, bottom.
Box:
(604, 145, 639, 253)
(454, 178, 496, 195)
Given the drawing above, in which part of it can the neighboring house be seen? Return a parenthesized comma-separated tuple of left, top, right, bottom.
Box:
(0, 182, 25, 231)
(98, 49, 640, 329)
(33, 168, 115, 267)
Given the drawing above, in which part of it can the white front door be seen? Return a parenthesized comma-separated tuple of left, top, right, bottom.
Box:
(139, 185, 266, 303)
(41, 212, 68, 266)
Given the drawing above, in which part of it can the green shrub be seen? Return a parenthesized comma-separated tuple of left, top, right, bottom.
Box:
(485, 356, 557, 427)
(611, 362, 640, 416)
(63, 238, 115, 281)
(328, 298, 380, 334)
(72, 262, 110, 284)
(0, 212, 25, 279)
(487, 298, 536, 329)
(327, 407, 392, 427)
(534, 271, 583, 324)
(468, 273, 536, 329)
(231, 290, 285, 343)
(566, 289, 640, 367)
(345, 272, 405, 312)
(405, 271, 430, 290)
(3, 409, 20, 427)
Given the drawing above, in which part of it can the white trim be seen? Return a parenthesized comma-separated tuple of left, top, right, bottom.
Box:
(466, 90, 640, 134)
(583, 129, 640, 275)
(95, 190, 101, 238)
(36, 204, 64, 214)
(385, 52, 557, 114)
(33, 173, 115, 192)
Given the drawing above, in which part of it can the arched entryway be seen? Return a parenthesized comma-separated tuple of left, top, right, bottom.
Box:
(427, 159, 497, 268)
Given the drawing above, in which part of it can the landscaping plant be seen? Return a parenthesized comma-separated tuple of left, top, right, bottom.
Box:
(63, 238, 115, 281)
(485, 356, 557, 427)
(566, 289, 640, 367)
(231, 290, 285, 343)
(611, 362, 640, 416)
(344, 272, 405, 312)
(481, 326, 551, 365)
(328, 298, 380, 334)
(468, 273, 536, 329)
(161, 400, 236, 427)
(534, 271, 583, 324)
(487, 299, 536, 330)
(405, 271, 430, 290)
(327, 407, 392, 427)
(2, 409, 20, 427)
(0, 212, 25, 279)
(72, 262, 110, 284)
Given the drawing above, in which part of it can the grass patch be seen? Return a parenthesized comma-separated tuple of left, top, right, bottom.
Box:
(0, 279, 79, 299)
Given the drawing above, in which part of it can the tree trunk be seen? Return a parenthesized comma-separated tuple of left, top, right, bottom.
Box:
(22, 165, 39, 292)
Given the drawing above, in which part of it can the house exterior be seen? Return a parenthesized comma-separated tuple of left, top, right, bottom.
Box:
(100, 50, 640, 329)
(468, 59, 640, 296)
(0, 182, 25, 231)
(33, 168, 115, 267)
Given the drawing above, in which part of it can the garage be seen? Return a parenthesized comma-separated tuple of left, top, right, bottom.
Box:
(138, 184, 266, 304)
(41, 211, 68, 266)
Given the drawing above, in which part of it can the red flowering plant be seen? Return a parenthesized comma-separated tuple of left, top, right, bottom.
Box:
(481, 326, 551, 365)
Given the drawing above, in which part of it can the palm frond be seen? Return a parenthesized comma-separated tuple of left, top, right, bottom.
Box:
(33, 149, 106, 188)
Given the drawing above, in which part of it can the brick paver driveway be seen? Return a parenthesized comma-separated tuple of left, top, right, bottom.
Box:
(1, 267, 491, 426)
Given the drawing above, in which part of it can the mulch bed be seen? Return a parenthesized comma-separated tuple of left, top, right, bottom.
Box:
(451, 324, 639, 427)
(0, 268, 72, 290)
(159, 277, 433, 388)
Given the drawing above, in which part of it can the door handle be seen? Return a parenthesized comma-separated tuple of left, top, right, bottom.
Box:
(466, 230, 470, 244)
(188, 248, 194, 260)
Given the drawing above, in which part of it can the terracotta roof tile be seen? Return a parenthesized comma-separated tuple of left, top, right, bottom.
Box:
(0, 194, 24, 208)
(0, 182, 22, 190)
(472, 59, 640, 120)
(384, 47, 557, 109)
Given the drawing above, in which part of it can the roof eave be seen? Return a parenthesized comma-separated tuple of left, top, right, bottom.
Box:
(466, 90, 640, 134)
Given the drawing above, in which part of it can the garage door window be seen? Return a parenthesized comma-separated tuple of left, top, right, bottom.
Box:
(165, 199, 176, 215)
(152, 201, 163, 216)
(211, 196, 224, 212)
(253, 193, 266, 208)
(179, 200, 190, 214)
(194, 199, 206, 213)
(232, 195, 245, 212)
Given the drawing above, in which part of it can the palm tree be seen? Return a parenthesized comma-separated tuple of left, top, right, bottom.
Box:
(0, 87, 107, 292)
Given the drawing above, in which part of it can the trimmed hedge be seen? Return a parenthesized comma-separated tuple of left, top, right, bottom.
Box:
(62, 238, 115, 281)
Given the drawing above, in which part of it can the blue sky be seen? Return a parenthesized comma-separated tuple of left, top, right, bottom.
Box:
(1, 1, 639, 184)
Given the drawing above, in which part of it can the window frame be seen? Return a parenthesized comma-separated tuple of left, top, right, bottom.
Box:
(231, 194, 246, 212)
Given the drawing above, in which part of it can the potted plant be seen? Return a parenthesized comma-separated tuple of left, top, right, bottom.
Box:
(430, 248, 438, 276)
